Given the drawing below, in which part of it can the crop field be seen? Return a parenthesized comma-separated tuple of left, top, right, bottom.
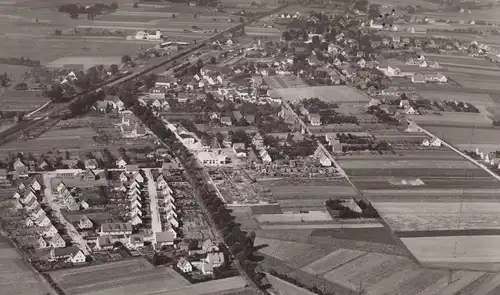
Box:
(409, 112, 493, 126)
(0, 236, 54, 295)
(270, 86, 369, 103)
(255, 229, 315, 243)
(338, 159, 476, 170)
(46, 56, 122, 70)
(343, 167, 489, 178)
(375, 202, 500, 232)
(301, 248, 366, 275)
(425, 54, 498, 68)
(424, 125, 500, 145)
(254, 211, 332, 223)
(255, 237, 316, 262)
(264, 183, 357, 199)
(416, 91, 496, 106)
(49, 258, 249, 295)
(402, 236, 500, 268)
(0, 89, 50, 112)
(350, 176, 500, 190)
(263, 75, 308, 89)
(266, 273, 317, 295)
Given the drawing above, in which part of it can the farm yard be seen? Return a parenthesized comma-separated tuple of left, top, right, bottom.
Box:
(0, 235, 54, 295)
(270, 86, 370, 103)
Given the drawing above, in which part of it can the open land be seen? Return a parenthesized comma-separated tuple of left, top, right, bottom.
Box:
(270, 86, 370, 103)
(0, 235, 54, 295)
(49, 258, 246, 295)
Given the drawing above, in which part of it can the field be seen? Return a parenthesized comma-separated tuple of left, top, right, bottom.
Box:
(409, 112, 493, 127)
(45, 56, 122, 70)
(338, 158, 477, 170)
(0, 235, 54, 295)
(270, 86, 369, 103)
(263, 76, 308, 89)
(265, 273, 317, 295)
(49, 258, 247, 295)
(301, 248, 366, 275)
(423, 125, 500, 145)
(254, 211, 332, 223)
(402, 236, 500, 270)
(0, 89, 50, 112)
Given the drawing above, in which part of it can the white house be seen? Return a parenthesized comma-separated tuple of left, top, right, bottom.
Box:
(422, 137, 442, 147)
(78, 215, 93, 229)
(404, 106, 417, 115)
(177, 258, 193, 273)
(116, 158, 128, 169)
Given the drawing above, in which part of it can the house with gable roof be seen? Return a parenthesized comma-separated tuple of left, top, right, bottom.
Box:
(78, 215, 93, 229)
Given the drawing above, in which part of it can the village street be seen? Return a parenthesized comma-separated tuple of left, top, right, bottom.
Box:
(144, 169, 162, 234)
(42, 173, 90, 255)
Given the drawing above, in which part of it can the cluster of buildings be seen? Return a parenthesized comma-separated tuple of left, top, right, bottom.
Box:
(177, 239, 225, 275)
(54, 181, 89, 212)
(12, 177, 86, 264)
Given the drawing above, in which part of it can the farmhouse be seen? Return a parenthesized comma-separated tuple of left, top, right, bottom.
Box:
(49, 247, 85, 263)
(177, 258, 193, 273)
(198, 150, 228, 166)
(116, 158, 128, 169)
(84, 158, 99, 170)
(411, 73, 426, 83)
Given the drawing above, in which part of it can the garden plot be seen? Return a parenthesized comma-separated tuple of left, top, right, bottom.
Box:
(301, 248, 366, 275)
(271, 86, 369, 103)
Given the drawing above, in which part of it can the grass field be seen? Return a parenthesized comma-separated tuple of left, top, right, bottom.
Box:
(45, 56, 121, 70)
(0, 236, 54, 295)
(338, 159, 477, 170)
(254, 211, 332, 223)
(424, 126, 500, 145)
(270, 86, 369, 103)
(409, 112, 493, 127)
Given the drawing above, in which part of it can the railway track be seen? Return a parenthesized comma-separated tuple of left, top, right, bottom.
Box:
(0, 4, 288, 146)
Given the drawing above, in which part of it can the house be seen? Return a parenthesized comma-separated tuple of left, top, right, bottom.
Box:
(149, 86, 167, 99)
(38, 237, 48, 248)
(220, 117, 232, 126)
(67, 200, 80, 212)
(251, 133, 265, 149)
(62, 159, 79, 169)
(49, 247, 83, 262)
(78, 215, 93, 229)
(96, 236, 113, 250)
(309, 113, 321, 126)
(80, 200, 89, 210)
(68, 249, 86, 263)
(29, 177, 42, 191)
(206, 252, 225, 268)
(130, 214, 142, 226)
(116, 158, 128, 169)
(82, 169, 96, 181)
(200, 261, 214, 274)
(202, 239, 219, 253)
(0, 169, 7, 180)
(425, 73, 447, 83)
(132, 171, 145, 183)
(84, 158, 99, 170)
(56, 181, 67, 194)
(154, 231, 175, 249)
(197, 151, 228, 166)
(127, 234, 144, 249)
(313, 147, 332, 167)
(405, 121, 421, 133)
(260, 150, 272, 163)
(404, 106, 417, 115)
(25, 217, 34, 227)
(100, 222, 133, 236)
(177, 257, 193, 273)
(119, 172, 129, 183)
(49, 233, 66, 248)
(13, 158, 26, 171)
(43, 225, 58, 237)
(399, 100, 410, 109)
(422, 137, 442, 147)
(156, 175, 168, 190)
(35, 215, 51, 227)
(411, 73, 426, 83)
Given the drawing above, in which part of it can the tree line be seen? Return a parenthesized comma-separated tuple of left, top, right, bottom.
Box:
(118, 81, 269, 290)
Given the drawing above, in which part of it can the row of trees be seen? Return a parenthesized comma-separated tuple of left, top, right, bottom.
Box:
(118, 81, 268, 290)
(0, 57, 40, 67)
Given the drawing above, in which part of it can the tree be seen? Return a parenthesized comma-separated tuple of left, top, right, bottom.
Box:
(121, 55, 132, 64)
(172, 13, 176, 18)
(210, 56, 217, 64)
(54, 29, 62, 36)
(110, 2, 118, 9)
(69, 10, 78, 19)
(109, 64, 119, 75)
(141, 73, 157, 90)
(133, 2, 138, 8)
(282, 31, 292, 41)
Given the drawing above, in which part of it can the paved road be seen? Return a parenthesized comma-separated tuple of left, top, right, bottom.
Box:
(144, 169, 162, 234)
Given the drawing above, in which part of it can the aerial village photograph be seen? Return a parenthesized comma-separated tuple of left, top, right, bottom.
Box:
(2, 0, 500, 294)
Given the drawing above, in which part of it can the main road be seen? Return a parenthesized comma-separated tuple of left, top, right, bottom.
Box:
(0, 4, 288, 146)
